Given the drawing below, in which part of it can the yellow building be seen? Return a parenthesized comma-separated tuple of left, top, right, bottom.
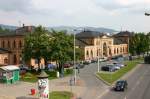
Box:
(76, 30, 129, 60)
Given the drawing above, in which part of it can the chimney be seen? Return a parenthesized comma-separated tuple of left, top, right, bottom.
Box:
(23, 24, 25, 28)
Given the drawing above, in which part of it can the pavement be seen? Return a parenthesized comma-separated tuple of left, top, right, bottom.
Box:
(0, 61, 109, 99)
(100, 63, 150, 99)
(0, 76, 86, 99)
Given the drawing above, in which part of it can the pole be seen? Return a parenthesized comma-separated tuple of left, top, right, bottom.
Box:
(74, 30, 77, 85)
(98, 49, 100, 72)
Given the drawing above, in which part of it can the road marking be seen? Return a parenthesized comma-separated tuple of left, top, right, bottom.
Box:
(95, 88, 109, 99)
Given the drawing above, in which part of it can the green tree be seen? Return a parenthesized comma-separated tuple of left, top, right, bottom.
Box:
(49, 30, 73, 74)
(23, 26, 51, 69)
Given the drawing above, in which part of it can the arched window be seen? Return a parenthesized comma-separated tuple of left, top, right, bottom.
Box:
(117, 48, 119, 54)
(114, 48, 116, 54)
(109, 48, 111, 55)
(19, 40, 22, 48)
(86, 50, 89, 57)
(91, 50, 93, 58)
(103, 43, 107, 56)
(4, 57, 8, 64)
(8, 41, 10, 48)
(13, 40, 16, 48)
(13, 54, 17, 64)
(2, 41, 5, 48)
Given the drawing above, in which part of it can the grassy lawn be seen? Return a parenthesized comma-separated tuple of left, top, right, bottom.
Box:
(49, 91, 73, 99)
(97, 58, 143, 84)
(20, 68, 73, 83)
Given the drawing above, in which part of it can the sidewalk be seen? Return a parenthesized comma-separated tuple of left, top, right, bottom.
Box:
(0, 76, 86, 99)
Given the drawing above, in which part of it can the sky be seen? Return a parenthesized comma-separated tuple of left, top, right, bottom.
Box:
(0, 0, 150, 32)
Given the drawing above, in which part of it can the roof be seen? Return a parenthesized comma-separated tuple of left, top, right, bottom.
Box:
(76, 30, 105, 38)
(113, 38, 125, 44)
(0, 65, 19, 71)
(0, 26, 35, 37)
(0, 48, 11, 54)
(114, 31, 134, 37)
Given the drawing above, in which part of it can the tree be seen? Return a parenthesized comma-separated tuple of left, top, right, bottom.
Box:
(49, 30, 73, 75)
(23, 26, 51, 69)
(129, 33, 150, 56)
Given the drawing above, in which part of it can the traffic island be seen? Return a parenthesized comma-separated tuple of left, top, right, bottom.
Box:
(96, 58, 143, 85)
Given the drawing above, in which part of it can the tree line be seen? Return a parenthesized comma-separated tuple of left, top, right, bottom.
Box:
(129, 32, 150, 56)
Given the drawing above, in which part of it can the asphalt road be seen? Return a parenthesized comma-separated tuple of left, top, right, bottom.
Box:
(100, 63, 150, 99)
(77, 61, 109, 99)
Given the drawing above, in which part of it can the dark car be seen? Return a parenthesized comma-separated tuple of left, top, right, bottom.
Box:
(76, 64, 85, 69)
(101, 65, 116, 72)
(114, 80, 128, 91)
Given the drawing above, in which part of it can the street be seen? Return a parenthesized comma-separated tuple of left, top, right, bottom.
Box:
(77, 61, 110, 99)
(100, 64, 150, 99)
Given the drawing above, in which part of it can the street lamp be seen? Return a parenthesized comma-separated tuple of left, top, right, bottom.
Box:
(73, 29, 77, 85)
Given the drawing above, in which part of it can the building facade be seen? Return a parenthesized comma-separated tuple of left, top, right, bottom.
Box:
(0, 26, 44, 67)
(76, 31, 129, 60)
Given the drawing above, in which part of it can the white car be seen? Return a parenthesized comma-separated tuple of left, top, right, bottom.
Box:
(114, 65, 121, 70)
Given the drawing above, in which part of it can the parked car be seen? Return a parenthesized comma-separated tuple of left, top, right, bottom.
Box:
(91, 59, 97, 63)
(63, 63, 72, 68)
(101, 64, 116, 72)
(113, 65, 121, 70)
(83, 60, 91, 65)
(114, 80, 128, 91)
(76, 63, 85, 69)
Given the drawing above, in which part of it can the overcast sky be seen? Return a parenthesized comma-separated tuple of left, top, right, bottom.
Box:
(0, 0, 150, 32)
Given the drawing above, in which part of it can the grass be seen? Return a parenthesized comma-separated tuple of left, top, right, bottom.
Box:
(49, 91, 73, 99)
(97, 58, 143, 84)
(20, 68, 73, 83)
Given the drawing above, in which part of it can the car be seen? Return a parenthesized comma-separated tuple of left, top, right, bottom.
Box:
(91, 59, 97, 63)
(113, 65, 121, 70)
(77, 64, 85, 69)
(114, 80, 128, 91)
(101, 64, 116, 72)
(63, 63, 72, 68)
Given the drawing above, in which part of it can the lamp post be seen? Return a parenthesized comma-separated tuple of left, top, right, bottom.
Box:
(73, 29, 77, 85)
(38, 70, 49, 99)
(98, 49, 100, 72)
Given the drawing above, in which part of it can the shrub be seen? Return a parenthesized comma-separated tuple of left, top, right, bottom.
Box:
(45, 71, 57, 77)
(65, 69, 73, 75)
(144, 56, 150, 64)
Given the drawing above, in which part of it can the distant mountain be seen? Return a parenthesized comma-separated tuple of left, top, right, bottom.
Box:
(0, 24, 118, 35)
(0, 24, 18, 30)
(47, 26, 118, 35)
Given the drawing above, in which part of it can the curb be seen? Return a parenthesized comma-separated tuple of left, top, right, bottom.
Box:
(95, 72, 112, 86)
(95, 63, 142, 86)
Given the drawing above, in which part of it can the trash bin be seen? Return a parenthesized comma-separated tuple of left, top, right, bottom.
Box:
(31, 89, 36, 95)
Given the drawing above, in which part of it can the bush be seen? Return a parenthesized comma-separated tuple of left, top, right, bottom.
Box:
(45, 70, 57, 77)
(65, 69, 73, 75)
(144, 56, 150, 64)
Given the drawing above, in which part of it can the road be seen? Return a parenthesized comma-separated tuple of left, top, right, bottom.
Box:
(77, 62, 109, 99)
(100, 64, 150, 99)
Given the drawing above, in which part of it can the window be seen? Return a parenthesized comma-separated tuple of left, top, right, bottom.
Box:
(2, 41, 5, 48)
(86, 51, 89, 57)
(8, 41, 10, 48)
(13, 40, 16, 48)
(19, 40, 22, 49)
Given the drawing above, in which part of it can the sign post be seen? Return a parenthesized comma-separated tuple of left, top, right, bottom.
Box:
(38, 70, 49, 99)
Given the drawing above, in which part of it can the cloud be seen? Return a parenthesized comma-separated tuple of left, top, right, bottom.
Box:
(0, 0, 32, 13)
(94, 0, 150, 14)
